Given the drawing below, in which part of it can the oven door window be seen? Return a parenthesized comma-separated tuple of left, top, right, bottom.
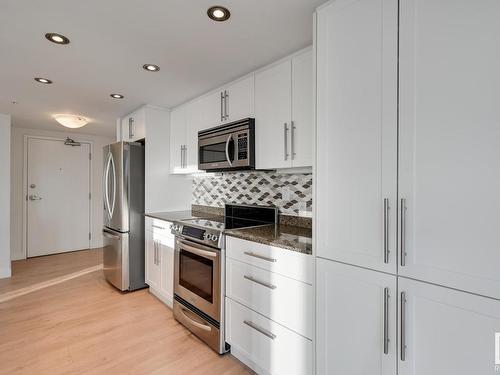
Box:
(179, 249, 214, 303)
(199, 140, 234, 165)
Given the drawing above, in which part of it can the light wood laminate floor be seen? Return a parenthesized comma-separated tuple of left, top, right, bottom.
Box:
(0, 251, 252, 375)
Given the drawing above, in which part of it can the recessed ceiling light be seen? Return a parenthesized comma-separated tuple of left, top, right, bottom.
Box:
(110, 94, 124, 99)
(207, 6, 230, 21)
(54, 114, 89, 129)
(45, 33, 70, 45)
(143, 64, 160, 72)
(34, 77, 52, 84)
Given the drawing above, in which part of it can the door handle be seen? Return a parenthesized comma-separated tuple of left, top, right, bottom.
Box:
(102, 229, 120, 240)
(283, 123, 289, 160)
(29, 194, 42, 201)
(179, 307, 212, 332)
(400, 198, 407, 266)
(224, 90, 229, 120)
(220, 92, 224, 122)
(225, 134, 233, 167)
(383, 287, 389, 355)
(129, 117, 134, 138)
(383, 198, 390, 264)
(400, 291, 407, 361)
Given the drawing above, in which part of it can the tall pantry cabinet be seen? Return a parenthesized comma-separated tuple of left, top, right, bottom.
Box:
(315, 0, 500, 374)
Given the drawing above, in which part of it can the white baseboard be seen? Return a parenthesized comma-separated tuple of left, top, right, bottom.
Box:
(0, 267, 12, 279)
(230, 345, 270, 375)
(149, 287, 173, 309)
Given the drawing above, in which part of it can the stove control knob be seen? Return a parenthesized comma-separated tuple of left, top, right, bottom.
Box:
(211, 235, 218, 241)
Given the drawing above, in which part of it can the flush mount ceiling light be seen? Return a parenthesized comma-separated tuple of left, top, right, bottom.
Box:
(207, 6, 230, 22)
(34, 77, 52, 84)
(110, 93, 124, 99)
(45, 32, 70, 45)
(142, 64, 160, 72)
(54, 114, 89, 129)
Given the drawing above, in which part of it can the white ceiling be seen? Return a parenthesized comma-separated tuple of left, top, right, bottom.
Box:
(0, 0, 325, 137)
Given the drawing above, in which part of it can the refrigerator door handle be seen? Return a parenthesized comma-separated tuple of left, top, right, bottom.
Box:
(109, 152, 116, 218)
(104, 152, 113, 219)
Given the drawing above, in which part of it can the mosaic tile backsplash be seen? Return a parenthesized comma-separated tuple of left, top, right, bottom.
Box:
(192, 172, 313, 217)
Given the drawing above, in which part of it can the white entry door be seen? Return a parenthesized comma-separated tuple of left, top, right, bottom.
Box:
(27, 137, 91, 257)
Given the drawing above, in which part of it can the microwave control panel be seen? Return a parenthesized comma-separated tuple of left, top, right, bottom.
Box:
(237, 133, 248, 160)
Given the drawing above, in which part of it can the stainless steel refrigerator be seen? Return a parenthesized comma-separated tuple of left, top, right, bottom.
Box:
(102, 141, 146, 291)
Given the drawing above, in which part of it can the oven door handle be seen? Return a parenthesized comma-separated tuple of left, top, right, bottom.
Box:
(179, 307, 212, 332)
(225, 134, 233, 167)
(179, 241, 217, 259)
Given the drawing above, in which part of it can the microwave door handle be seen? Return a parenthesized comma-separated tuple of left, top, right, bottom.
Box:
(225, 134, 234, 167)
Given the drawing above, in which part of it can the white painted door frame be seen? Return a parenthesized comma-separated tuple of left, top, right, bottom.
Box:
(22, 135, 93, 259)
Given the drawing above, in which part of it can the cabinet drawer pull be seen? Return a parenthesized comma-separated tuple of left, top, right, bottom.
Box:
(283, 123, 289, 160)
(291, 121, 296, 159)
(243, 251, 277, 263)
(220, 91, 224, 122)
(383, 287, 389, 354)
(243, 320, 276, 340)
(152, 225, 165, 230)
(244, 275, 277, 290)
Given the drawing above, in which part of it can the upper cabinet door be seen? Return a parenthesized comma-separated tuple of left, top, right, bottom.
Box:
(255, 60, 292, 169)
(398, 0, 500, 299)
(398, 278, 500, 375)
(121, 107, 146, 142)
(316, 0, 398, 273)
(224, 75, 254, 123)
(169, 106, 187, 174)
(291, 50, 313, 168)
(317, 259, 397, 375)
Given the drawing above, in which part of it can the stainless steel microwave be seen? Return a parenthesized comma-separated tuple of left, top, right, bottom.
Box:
(198, 118, 255, 172)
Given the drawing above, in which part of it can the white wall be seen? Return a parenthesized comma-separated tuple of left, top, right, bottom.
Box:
(10, 127, 114, 261)
(144, 106, 192, 213)
(0, 114, 11, 278)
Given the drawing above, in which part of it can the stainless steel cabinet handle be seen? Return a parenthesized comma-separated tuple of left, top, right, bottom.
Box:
(129, 117, 135, 139)
(291, 121, 296, 160)
(283, 123, 289, 160)
(220, 92, 224, 122)
(180, 145, 183, 168)
(384, 198, 390, 264)
(224, 90, 229, 120)
(243, 251, 277, 263)
(153, 240, 157, 265)
(243, 320, 276, 340)
(400, 291, 407, 361)
(383, 287, 389, 355)
(400, 198, 407, 266)
(244, 275, 277, 290)
(152, 225, 165, 230)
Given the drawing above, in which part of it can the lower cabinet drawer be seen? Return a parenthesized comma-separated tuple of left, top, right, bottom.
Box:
(226, 298, 313, 375)
(226, 258, 313, 339)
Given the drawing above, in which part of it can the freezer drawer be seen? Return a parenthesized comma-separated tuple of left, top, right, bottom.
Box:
(103, 227, 129, 291)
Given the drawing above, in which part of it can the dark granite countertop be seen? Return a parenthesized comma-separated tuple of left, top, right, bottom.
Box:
(225, 224, 312, 255)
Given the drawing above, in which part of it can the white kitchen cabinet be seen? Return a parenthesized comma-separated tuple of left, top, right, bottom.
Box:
(145, 228, 161, 292)
(169, 106, 187, 174)
(398, 0, 500, 299)
(226, 257, 313, 339)
(223, 75, 254, 123)
(121, 107, 146, 142)
(255, 50, 313, 170)
(316, 258, 397, 375)
(226, 298, 313, 375)
(398, 277, 500, 375)
(315, 0, 398, 273)
(290, 50, 313, 168)
(255, 59, 292, 169)
(145, 218, 174, 307)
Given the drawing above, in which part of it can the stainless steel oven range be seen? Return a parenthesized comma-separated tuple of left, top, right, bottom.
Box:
(171, 219, 227, 354)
